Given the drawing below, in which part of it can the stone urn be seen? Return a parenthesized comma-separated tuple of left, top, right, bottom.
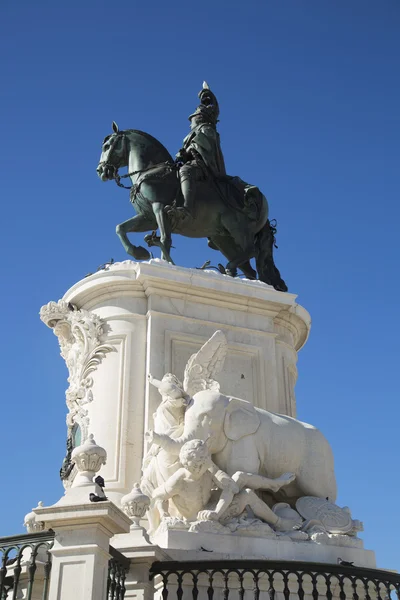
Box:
(24, 501, 45, 533)
(121, 483, 150, 530)
(71, 434, 107, 488)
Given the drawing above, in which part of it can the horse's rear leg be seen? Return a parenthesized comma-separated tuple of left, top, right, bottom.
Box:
(209, 235, 257, 280)
(116, 214, 156, 260)
(224, 230, 257, 278)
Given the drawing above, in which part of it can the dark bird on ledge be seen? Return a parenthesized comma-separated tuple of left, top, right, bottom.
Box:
(89, 493, 108, 503)
(95, 476, 105, 489)
(337, 558, 354, 567)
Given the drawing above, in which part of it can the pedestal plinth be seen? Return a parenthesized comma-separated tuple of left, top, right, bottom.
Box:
(34, 501, 131, 600)
(41, 260, 310, 504)
(151, 527, 376, 568)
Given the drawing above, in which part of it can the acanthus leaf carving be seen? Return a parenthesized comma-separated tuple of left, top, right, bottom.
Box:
(40, 300, 114, 437)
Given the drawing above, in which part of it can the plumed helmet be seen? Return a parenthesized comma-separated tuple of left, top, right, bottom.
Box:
(188, 81, 220, 125)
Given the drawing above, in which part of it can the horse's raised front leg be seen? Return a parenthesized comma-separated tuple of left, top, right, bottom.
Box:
(116, 214, 156, 260)
(151, 202, 174, 263)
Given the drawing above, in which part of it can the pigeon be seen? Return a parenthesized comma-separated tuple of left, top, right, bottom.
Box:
(337, 558, 354, 567)
(95, 476, 105, 489)
(89, 493, 108, 503)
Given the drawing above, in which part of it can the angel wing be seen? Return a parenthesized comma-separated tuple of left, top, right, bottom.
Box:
(183, 330, 227, 397)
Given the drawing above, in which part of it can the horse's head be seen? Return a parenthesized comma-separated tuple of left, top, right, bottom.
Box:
(97, 121, 128, 181)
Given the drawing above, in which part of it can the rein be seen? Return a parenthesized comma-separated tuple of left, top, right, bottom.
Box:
(113, 161, 175, 189)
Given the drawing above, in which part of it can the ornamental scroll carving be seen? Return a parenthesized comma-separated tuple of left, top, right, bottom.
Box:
(40, 300, 114, 437)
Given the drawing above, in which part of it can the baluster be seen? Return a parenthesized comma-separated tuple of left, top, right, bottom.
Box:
(374, 579, 384, 600)
(177, 572, 183, 600)
(192, 573, 199, 600)
(325, 575, 333, 600)
(283, 572, 290, 600)
(311, 574, 319, 600)
(351, 577, 360, 600)
(11, 548, 22, 600)
(42, 549, 52, 600)
(297, 572, 305, 600)
(393, 583, 400, 600)
(0, 552, 7, 598)
(268, 571, 275, 600)
(238, 572, 244, 600)
(107, 562, 112, 599)
(109, 561, 117, 600)
(253, 571, 260, 600)
(207, 572, 214, 600)
(161, 573, 169, 600)
(120, 564, 127, 600)
(115, 564, 122, 600)
(26, 545, 38, 600)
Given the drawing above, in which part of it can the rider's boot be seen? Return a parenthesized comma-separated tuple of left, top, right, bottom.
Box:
(166, 166, 195, 221)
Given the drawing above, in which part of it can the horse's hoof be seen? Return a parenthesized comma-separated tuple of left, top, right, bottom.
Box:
(127, 245, 151, 261)
(217, 264, 226, 274)
(225, 267, 238, 278)
(244, 269, 257, 280)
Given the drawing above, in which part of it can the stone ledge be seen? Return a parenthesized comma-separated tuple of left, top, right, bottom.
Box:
(63, 259, 311, 350)
(34, 501, 131, 536)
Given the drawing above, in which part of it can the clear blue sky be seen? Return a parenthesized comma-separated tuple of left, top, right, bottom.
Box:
(1, 0, 399, 569)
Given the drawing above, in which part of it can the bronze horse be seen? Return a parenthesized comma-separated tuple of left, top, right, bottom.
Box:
(97, 123, 287, 290)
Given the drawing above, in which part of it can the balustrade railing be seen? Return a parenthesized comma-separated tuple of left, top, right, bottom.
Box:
(108, 545, 130, 600)
(0, 530, 54, 600)
(0, 532, 131, 600)
(150, 560, 400, 600)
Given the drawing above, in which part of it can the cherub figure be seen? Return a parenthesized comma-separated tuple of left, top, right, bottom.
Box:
(151, 439, 239, 522)
(141, 373, 190, 533)
(151, 439, 298, 531)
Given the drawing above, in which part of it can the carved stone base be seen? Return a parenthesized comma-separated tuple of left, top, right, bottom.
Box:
(151, 528, 376, 567)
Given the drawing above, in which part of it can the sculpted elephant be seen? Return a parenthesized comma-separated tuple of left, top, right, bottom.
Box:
(151, 389, 337, 504)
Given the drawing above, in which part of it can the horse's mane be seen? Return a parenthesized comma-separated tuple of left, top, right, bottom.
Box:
(125, 129, 171, 158)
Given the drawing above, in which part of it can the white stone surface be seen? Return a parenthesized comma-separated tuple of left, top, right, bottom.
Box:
(34, 501, 131, 600)
(49, 259, 310, 503)
(40, 259, 378, 568)
(152, 528, 376, 567)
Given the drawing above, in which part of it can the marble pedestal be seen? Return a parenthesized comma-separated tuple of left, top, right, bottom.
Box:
(41, 259, 310, 504)
(151, 528, 376, 568)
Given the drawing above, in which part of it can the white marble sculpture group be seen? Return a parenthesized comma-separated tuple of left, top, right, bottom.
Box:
(138, 331, 363, 547)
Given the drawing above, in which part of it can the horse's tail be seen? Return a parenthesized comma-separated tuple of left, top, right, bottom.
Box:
(255, 220, 288, 292)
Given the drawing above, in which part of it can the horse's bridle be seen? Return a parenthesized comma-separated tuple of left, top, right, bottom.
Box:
(99, 130, 175, 190)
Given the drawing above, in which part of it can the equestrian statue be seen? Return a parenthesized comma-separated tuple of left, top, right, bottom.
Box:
(96, 83, 287, 291)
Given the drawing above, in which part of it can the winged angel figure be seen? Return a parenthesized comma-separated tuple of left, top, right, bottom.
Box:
(141, 331, 227, 532)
